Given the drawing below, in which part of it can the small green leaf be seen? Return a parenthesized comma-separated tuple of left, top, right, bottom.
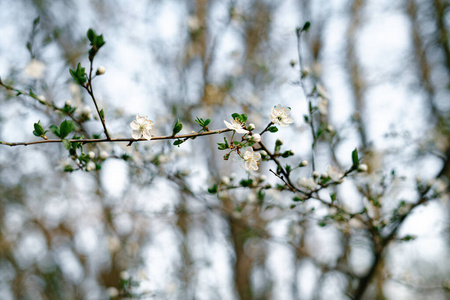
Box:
(302, 21, 311, 32)
(208, 184, 218, 194)
(33, 121, 45, 136)
(87, 28, 96, 43)
(352, 148, 359, 167)
(64, 165, 74, 172)
(172, 119, 183, 135)
(59, 120, 74, 139)
(173, 139, 184, 147)
(330, 193, 337, 202)
(293, 196, 303, 202)
(231, 113, 240, 120)
(49, 124, 60, 137)
(203, 119, 211, 126)
(268, 126, 278, 133)
(240, 179, 253, 187)
(99, 109, 105, 120)
(69, 63, 87, 85)
(240, 114, 248, 123)
(62, 138, 71, 150)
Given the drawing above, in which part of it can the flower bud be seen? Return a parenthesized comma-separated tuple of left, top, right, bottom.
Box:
(99, 151, 109, 160)
(313, 171, 319, 179)
(321, 172, 329, 179)
(88, 151, 95, 159)
(96, 66, 106, 75)
(300, 160, 308, 167)
(358, 164, 368, 172)
(247, 123, 255, 131)
(250, 133, 261, 143)
(86, 161, 96, 172)
(120, 271, 130, 280)
(37, 95, 46, 102)
(65, 99, 72, 107)
(221, 176, 230, 185)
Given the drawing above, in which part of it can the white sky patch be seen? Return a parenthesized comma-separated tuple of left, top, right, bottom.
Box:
(155, 1, 182, 41)
(100, 159, 129, 197)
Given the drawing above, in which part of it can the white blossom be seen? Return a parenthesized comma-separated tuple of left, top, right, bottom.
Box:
(99, 151, 109, 159)
(224, 118, 248, 134)
(24, 59, 46, 79)
(86, 161, 96, 172)
(298, 177, 318, 190)
(130, 114, 154, 140)
(243, 148, 261, 171)
(270, 104, 294, 126)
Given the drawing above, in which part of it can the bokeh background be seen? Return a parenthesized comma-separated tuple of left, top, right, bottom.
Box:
(0, 0, 449, 299)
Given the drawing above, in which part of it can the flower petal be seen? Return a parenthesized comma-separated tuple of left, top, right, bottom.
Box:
(132, 130, 142, 139)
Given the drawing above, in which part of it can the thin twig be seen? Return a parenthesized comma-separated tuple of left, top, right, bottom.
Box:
(0, 128, 232, 147)
(83, 60, 111, 139)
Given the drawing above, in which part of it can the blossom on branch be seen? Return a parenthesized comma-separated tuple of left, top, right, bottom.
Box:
(270, 104, 294, 126)
(24, 59, 46, 79)
(224, 119, 248, 134)
(130, 114, 154, 140)
(298, 177, 318, 190)
(243, 148, 261, 171)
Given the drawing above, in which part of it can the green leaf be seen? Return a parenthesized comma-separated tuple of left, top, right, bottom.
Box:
(302, 21, 311, 32)
(173, 139, 184, 147)
(293, 195, 303, 202)
(208, 184, 218, 194)
(87, 28, 96, 43)
(69, 63, 87, 85)
(352, 148, 359, 167)
(203, 119, 211, 126)
(59, 120, 74, 139)
(99, 109, 105, 120)
(49, 124, 60, 137)
(172, 119, 183, 135)
(64, 165, 74, 172)
(240, 179, 253, 187)
(33, 121, 45, 137)
(231, 113, 240, 120)
(330, 193, 337, 202)
(240, 114, 248, 123)
(62, 138, 71, 150)
(268, 126, 278, 133)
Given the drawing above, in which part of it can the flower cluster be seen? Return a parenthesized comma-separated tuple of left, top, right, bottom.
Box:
(270, 104, 294, 126)
(130, 114, 154, 140)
